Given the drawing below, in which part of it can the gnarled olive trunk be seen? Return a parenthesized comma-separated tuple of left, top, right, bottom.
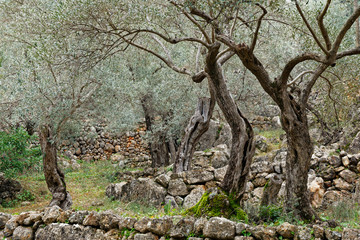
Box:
(141, 96, 170, 168)
(207, 43, 255, 201)
(39, 125, 72, 210)
(280, 96, 317, 220)
(174, 96, 215, 173)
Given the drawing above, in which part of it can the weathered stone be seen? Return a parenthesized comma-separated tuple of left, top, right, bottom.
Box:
(147, 218, 173, 235)
(325, 229, 342, 240)
(134, 218, 150, 233)
(339, 169, 357, 184)
(349, 131, 360, 154)
(342, 156, 351, 167)
(23, 212, 43, 226)
(0, 213, 11, 229)
(234, 237, 254, 240)
(203, 217, 235, 240)
(252, 177, 267, 187)
(107, 178, 166, 206)
(329, 155, 342, 167)
(252, 187, 264, 199)
(295, 226, 312, 240)
(134, 232, 157, 240)
(255, 135, 268, 152)
(193, 217, 207, 235)
(251, 156, 273, 174)
(308, 177, 325, 208)
(35, 223, 106, 240)
(68, 211, 89, 224)
(214, 166, 227, 181)
(318, 163, 336, 181)
(184, 170, 214, 184)
(211, 150, 229, 169)
(169, 218, 195, 238)
(12, 226, 33, 240)
(183, 186, 206, 209)
(42, 206, 62, 224)
(313, 225, 324, 238)
(155, 174, 170, 188)
(322, 190, 343, 207)
(168, 179, 188, 197)
(4, 216, 19, 237)
(236, 222, 249, 235)
(334, 178, 353, 191)
(164, 195, 178, 208)
(342, 228, 360, 240)
(99, 211, 120, 231)
(118, 217, 137, 230)
(83, 212, 100, 227)
(277, 222, 297, 239)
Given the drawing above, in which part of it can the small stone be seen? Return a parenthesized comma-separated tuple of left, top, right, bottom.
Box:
(342, 227, 360, 240)
(334, 178, 353, 191)
(169, 218, 195, 238)
(342, 156, 350, 167)
(12, 226, 33, 240)
(329, 155, 342, 167)
(134, 232, 157, 240)
(168, 179, 188, 196)
(339, 169, 357, 184)
(183, 186, 205, 209)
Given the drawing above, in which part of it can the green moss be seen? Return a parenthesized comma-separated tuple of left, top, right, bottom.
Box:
(185, 189, 248, 222)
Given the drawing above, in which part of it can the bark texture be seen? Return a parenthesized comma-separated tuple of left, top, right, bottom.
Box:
(206, 43, 255, 201)
(39, 125, 72, 210)
(141, 96, 170, 168)
(174, 96, 215, 173)
(280, 95, 317, 220)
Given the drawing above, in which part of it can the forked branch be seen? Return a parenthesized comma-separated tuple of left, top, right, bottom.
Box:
(317, 0, 332, 50)
(250, 3, 267, 53)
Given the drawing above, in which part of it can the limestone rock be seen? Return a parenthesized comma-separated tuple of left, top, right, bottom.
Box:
(134, 218, 150, 233)
(99, 211, 120, 231)
(183, 186, 205, 209)
(203, 217, 235, 240)
(42, 206, 63, 225)
(169, 218, 195, 238)
(325, 229, 342, 240)
(277, 222, 297, 239)
(134, 232, 157, 240)
(118, 217, 136, 230)
(349, 131, 360, 154)
(107, 178, 166, 206)
(35, 223, 106, 240)
(328, 155, 342, 167)
(0, 213, 11, 229)
(155, 174, 170, 188)
(295, 226, 312, 240)
(214, 166, 228, 181)
(147, 218, 173, 235)
(168, 179, 188, 197)
(68, 211, 89, 224)
(339, 169, 357, 184)
(254, 135, 268, 152)
(308, 177, 325, 208)
(4, 215, 19, 237)
(12, 226, 33, 240)
(83, 212, 100, 227)
(342, 228, 360, 240)
(210, 149, 229, 169)
(322, 190, 342, 208)
(334, 178, 353, 191)
(184, 170, 214, 184)
(164, 195, 178, 208)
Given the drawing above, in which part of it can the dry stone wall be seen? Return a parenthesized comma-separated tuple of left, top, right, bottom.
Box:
(1, 206, 360, 240)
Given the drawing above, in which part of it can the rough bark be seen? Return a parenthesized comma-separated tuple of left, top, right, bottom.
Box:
(39, 125, 72, 210)
(141, 96, 170, 168)
(261, 174, 283, 206)
(205, 43, 255, 201)
(174, 96, 215, 173)
(280, 95, 317, 220)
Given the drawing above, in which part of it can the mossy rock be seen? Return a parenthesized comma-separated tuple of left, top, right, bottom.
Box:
(185, 188, 248, 222)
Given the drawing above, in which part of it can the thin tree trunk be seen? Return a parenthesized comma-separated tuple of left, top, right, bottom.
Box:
(39, 125, 72, 210)
(205, 43, 255, 201)
(174, 96, 215, 173)
(355, 0, 360, 47)
(280, 97, 317, 220)
(141, 96, 170, 168)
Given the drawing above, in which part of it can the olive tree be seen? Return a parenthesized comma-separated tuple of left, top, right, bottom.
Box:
(0, 0, 105, 209)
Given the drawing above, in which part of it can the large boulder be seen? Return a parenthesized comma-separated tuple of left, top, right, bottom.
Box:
(167, 179, 188, 197)
(197, 121, 231, 150)
(106, 178, 166, 206)
(184, 170, 214, 184)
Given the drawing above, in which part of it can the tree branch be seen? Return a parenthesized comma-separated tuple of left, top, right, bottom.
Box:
(287, 70, 314, 86)
(250, 3, 267, 53)
(336, 47, 360, 59)
(301, 64, 328, 104)
(295, 1, 329, 55)
(317, 0, 332, 51)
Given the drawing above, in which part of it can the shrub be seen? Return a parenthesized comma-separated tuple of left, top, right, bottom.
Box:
(0, 128, 42, 178)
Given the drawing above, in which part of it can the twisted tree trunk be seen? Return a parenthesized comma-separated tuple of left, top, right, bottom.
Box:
(280, 96, 317, 220)
(174, 96, 215, 173)
(39, 125, 72, 210)
(206, 43, 255, 201)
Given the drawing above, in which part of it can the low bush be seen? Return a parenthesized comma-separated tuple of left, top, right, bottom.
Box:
(0, 128, 42, 178)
